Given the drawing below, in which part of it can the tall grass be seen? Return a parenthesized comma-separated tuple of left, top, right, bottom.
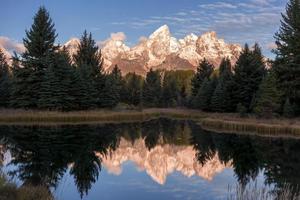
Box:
(200, 118, 300, 138)
(0, 108, 299, 138)
(0, 172, 53, 200)
(227, 182, 300, 200)
(0, 108, 205, 125)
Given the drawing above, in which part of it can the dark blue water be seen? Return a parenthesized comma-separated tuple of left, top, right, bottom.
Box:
(0, 119, 299, 199)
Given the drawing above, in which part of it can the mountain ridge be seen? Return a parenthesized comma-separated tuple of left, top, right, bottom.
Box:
(1, 25, 242, 76)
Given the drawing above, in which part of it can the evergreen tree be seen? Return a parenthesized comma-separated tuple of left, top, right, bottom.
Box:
(142, 69, 162, 107)
(21, 6, 58, 108)
(162, 76, 178, 107)
(74, 31, 104, 109)
(233, 44, 266, 112)
(210, 58, 233, 112)
(210, 79, 225, 112)
(0, 49, 10, 108)
(101, 65, 123, 108)
(125, 73, 143, 106)
(191, 59, 214, 97)
(274, 0, 300, 116)
(283, 98, 295, 118)
(193, 76, 217, 111)
(179, 84, 188, 107)
(254, 72, 282, 118)
(10, 54, 34, 108)
(37, 48, 79, 111)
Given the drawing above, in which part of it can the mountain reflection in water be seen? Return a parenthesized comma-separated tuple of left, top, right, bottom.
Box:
(0, 119, 300, 199)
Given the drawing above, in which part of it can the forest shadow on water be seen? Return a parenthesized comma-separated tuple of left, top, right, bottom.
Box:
(0, 119, 300, 200)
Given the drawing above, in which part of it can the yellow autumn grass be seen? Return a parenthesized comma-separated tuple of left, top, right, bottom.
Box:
(0, 108, 299, 138)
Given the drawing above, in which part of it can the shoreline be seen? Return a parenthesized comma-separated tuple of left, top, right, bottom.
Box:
(0, 108, 299, 138)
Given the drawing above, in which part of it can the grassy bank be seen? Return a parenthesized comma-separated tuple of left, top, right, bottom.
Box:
(199, 115, 300, 138)
(0, 108, 299, 138)
(0, 172, 53, 200)
(0, 108, 205, 125)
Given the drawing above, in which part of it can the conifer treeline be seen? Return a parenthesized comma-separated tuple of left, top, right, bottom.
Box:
(0, 0, 299, 117)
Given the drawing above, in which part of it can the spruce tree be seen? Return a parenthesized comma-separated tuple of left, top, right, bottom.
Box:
(233, 44, 266, 112)
(101, 65, 123, 108)
(0, 49, 10, 108)
(254, 72, 282, 118)
(191, 59, 214, 97)
(125, 73, 143, 106)
(283, 98, 295, 118)
(74, 31, 104, 109)
(179, 84, 187, 107)
(21, 6, 58, 108)
(37, 48, 79, 111)
(274, 0, 300, 116)
(193, 76, 217, 111)
(162, 76, 178, 107)
(210, 58, 233, 112)
(210, 79, 225, 112)
(10, 54, 34, 108)
(142, 69, 162, 107)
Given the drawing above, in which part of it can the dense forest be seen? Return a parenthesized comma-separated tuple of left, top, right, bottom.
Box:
(0, 0, 299, 118)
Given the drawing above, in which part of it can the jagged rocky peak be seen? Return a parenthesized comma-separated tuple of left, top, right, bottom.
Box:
(179, 33, 198, 46)
(149, 24, 171, 39)
(97, 138, 232, 185)
(63, 38, 80, 56)
(62, 25, 242, 75)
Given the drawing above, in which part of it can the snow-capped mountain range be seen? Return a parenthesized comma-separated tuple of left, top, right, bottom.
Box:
(96, 137, 232, 185)
(64, 25, 241, 75)
(1, 25, 242, 75)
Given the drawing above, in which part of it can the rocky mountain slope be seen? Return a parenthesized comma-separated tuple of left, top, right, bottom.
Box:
(96, 138, 232, 185)
(1, 25, 242, 75)
(64, 25, 242, 76)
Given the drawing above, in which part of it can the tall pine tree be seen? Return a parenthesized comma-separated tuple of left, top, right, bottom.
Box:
(101, 65, 123, 108)
(162, 75, 178, 107)
(37, 48, 79, 111)
(142, 69, 162, 107)
(0, 49, 10, 108)
(254, 71, 282, 118)
(193, 76, 217, 111)
(191, 59, 214, 97)
(274, 0, 300, 116)
(10, 54, 34, 108)
(233, 44, 266, 112)
(210, 58, 233, 112)
(74, 31, 104, 109)
(21, 6, 58, 108)
(124, 73, 143, 106)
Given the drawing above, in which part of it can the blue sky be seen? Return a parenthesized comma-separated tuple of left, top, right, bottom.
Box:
(0, 0, 287, 57)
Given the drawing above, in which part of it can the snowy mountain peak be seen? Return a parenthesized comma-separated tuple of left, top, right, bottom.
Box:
(60, 26, 242, 75)
(63, 38, 80, 57)
(201, 31, 217, 40)
(149, 24, 171, 39)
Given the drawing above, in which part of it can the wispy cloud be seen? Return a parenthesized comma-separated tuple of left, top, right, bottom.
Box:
(0, 36, 25, 54)
(110, 0, 285, 57)
(198, 2, 237, 9)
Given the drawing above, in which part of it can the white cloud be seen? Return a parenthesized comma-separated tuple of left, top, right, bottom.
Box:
(110, 32, 126, 41)
(251, 0, 276, 6)
(109, 0, 284, 57)
(267, 42, 277, 50)
(97, 32, 127, 48)
(138, 36, 148, 43)
(198, 2, 237, 9)
(0, 36, 25, 54)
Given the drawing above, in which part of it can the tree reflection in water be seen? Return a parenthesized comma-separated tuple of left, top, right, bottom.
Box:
(0, 119, 299, 198)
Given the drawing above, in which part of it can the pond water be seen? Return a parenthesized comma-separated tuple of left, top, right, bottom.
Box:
(0, 119, 300, 200)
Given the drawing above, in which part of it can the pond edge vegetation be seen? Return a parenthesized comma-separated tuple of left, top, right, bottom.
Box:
(0, 108, 299, 138)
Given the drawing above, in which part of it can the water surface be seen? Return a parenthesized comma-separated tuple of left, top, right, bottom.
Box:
(0, 119, 299, 199)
